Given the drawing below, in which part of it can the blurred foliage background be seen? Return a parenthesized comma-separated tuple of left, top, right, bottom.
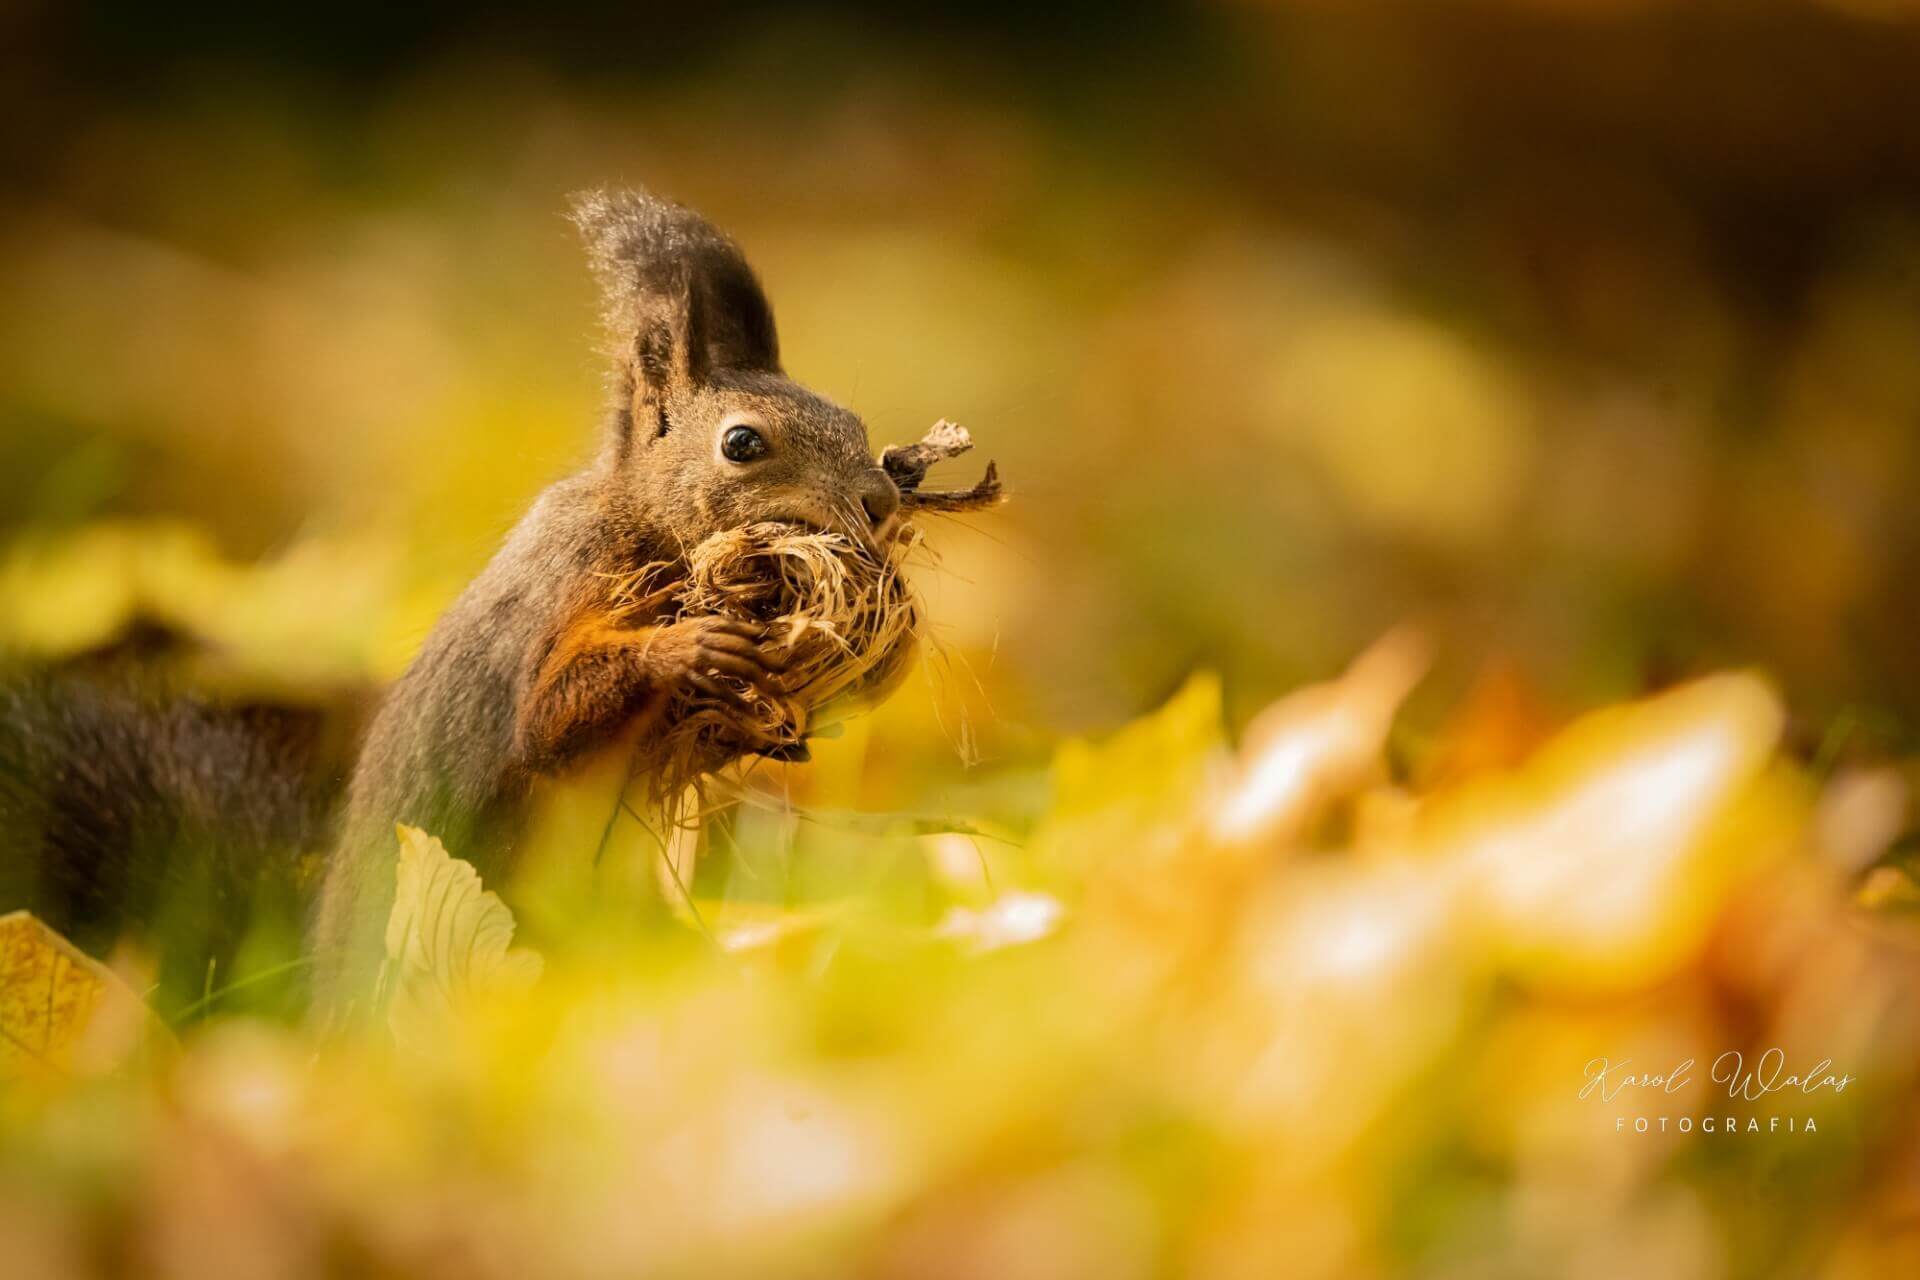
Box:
(6, 0, 1920, 765)
(5, 3, 1920, 1277)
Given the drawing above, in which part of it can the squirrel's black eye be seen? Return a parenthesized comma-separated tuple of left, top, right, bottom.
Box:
(721, 424, 767, 463)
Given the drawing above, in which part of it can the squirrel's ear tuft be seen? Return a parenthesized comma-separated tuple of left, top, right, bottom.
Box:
(569, 188, 780, 399)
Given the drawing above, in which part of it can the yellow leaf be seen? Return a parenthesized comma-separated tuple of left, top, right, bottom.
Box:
(0, 911, 159, 1083)
(934, 891, 1066, 953)
(706, 900, 843, 963)
(1859, 864, 1920, 910)
(1030, 672, 1229, 882)
(1210, 626, 1430, 848)
(382, 825, 542, 1043)
(1430, 673, 1787, 990)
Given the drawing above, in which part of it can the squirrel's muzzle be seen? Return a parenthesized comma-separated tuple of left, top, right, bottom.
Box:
(857, 468, 901, 528)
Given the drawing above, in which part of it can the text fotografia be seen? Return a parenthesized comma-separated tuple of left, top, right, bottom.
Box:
(1617, 1115, 1819, 1134)
(1579, 1048, 1852, 1135)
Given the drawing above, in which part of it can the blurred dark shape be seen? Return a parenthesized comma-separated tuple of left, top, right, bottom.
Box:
(0, 662, 354, 1020)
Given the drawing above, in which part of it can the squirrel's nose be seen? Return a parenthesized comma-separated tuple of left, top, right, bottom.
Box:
(859, 471, 901, 526)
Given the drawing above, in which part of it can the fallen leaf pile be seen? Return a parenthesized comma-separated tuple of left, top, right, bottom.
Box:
(3, 640, 1919, 1278)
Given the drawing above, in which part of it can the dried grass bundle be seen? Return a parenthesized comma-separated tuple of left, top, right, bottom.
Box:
(631, 522, 921, 801)
(624, 421, 1002, 805)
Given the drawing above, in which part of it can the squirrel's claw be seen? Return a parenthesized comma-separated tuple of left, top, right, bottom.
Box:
(685, 672, 756, 715)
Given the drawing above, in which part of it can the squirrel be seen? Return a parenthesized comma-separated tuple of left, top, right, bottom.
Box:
(0, 189, 913, 1020)
(307, 189, 909, 1012)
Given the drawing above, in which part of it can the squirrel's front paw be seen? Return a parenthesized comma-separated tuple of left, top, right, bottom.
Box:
(646, 616, 789, 713)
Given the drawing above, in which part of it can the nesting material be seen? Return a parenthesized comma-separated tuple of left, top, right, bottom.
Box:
(636, 522, 921, 799)
(622, 420, 1002, 804)
(884, 419, 1004, 512)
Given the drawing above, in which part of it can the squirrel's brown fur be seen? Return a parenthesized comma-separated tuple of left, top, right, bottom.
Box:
(309, 189, 904, 1013)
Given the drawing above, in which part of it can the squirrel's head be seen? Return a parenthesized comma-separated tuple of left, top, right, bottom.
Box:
(569, 188, 900, 556)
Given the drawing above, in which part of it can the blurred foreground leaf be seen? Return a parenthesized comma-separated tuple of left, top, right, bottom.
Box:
(0, 519, 424, 687)
(0, 911, 162, 1084)
(1433, 672, 1789, 990)
(382, 825, 543, 1045)
(934, 891, 1065, 953)
(1030, 672, 1228, 883)
(1212, 627, 1430, 848)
